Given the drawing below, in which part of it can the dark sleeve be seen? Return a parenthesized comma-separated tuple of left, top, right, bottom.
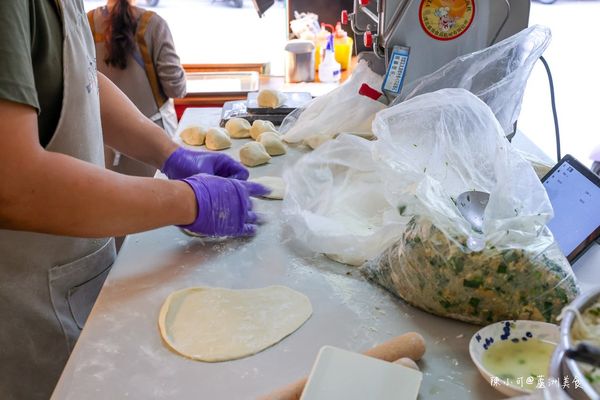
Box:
(0, 1, 39, 111)
(149, 15, 187, 99)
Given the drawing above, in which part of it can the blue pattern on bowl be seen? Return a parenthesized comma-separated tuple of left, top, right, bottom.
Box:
(475, 321, 558, 351)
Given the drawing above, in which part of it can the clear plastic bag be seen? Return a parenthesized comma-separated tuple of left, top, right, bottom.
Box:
(281, 134, 407, 266)
(361, 88, 578, 325)
(391, 25, 551, 135)
(280, 61, 386, 148)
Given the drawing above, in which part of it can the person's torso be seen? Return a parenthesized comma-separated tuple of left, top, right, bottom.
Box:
(0, 0, 116, 398)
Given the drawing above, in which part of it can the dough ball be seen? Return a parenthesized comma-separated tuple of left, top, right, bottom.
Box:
(258, 132, 286, 156)
(394, 357, 420, 371)
(225, 118, 251, 139)
(257, 89, 286, 108)
(205, 127, 232, 151)
(180, 228, 206, 238)
(335, 131, 376, 141)
(250, 176, 286, 200)
(250, 120, 277, 141)
(239, 142, 271, 167)
(180, 125, 207, 146)
(325, 253, 367, 267)
(304, 134, 331, 150)
(303, 132, 376, 149)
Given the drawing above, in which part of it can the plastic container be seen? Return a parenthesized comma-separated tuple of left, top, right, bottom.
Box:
(333, 22, 353, 70)
(284, 40, 315, 83)
(318, 35, 341, 83)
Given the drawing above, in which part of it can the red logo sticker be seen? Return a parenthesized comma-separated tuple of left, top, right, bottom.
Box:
(419, 0, 475, 41)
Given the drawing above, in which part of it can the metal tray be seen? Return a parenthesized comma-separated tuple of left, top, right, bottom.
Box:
(219, 100, 287, 127)
(246, 91, 312, 115)
(185, 71, 260, 96)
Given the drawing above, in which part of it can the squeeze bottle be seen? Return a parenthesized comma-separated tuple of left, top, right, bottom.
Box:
(333, 22, 353, 70)
(318, 35, 341, 83)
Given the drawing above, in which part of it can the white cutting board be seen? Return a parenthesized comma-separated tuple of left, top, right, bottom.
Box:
(300, 346, 422, 400)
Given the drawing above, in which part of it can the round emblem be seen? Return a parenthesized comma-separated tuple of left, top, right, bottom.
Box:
(419, 0, 475, 41)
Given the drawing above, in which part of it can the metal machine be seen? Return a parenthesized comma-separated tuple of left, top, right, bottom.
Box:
(342, 0, 530, 89)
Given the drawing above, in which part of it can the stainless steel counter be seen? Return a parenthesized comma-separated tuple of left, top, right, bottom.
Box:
(52, 108, 600, 400)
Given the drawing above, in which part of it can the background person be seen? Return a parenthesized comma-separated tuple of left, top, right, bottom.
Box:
(88, 0, 186, 177)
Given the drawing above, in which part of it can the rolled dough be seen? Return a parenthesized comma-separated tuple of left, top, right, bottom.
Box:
(225, 118, 251, 139)
(259, 132, 286, 156)
(205, 127, 232, 151)
(250, 120, 277, 140)
(180, 125, 206, 146)
(239, 142, 271, 167)
(257, 89, 286, 108)
(250, 176, 286, 200)
(158, 286, 312, 362)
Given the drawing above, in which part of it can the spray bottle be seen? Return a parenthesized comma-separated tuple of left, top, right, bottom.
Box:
(318, 34, 341, 83)
(314, 23, 333, 71)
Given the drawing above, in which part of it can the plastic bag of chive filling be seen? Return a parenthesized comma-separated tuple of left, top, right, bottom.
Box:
(361, 88, 579, 325)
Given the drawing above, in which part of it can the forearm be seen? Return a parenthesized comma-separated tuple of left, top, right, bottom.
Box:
(0, 150, 195, 237)
(98, 73, 177, 169)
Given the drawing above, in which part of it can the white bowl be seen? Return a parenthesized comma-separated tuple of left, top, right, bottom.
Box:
(469, 320, 560, 397)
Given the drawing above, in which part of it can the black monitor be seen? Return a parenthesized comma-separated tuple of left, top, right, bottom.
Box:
(252, 0, 275, 17)
(542, 154, 600, 263)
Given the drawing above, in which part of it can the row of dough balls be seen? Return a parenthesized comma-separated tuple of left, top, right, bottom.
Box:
(227, 118, 286, 167)
(179, 118, 287, 168)
(179, 126, 231, 150)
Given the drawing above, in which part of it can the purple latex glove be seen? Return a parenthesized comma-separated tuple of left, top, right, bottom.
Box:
(162, 147, 249, 180)
(181, 174, 269, 237)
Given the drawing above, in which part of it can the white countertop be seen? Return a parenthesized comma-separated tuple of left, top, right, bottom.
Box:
(52, 108, 600, 400)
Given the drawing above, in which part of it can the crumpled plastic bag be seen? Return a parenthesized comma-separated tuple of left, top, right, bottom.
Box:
(281, 134, 406, 266)
(391, 25, 551, 136)
(361, 88, 578, 325)
(280, 61, 386, 148)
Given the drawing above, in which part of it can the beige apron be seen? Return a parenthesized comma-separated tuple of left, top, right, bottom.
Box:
(88, 9, 176, 177)
(0, 1, 116, 398)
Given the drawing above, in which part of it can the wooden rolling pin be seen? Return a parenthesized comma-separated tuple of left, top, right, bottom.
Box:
(258, 332, 426, 400)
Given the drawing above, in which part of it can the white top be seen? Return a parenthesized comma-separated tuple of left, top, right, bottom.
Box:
(52, 108, 600, 400)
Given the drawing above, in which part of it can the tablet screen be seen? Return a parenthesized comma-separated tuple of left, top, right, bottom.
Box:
(543, 157, 600, 261)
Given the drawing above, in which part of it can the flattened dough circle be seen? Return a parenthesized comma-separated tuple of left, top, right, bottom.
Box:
(250, 176, 286, 200)
(158, 286, 312, 362)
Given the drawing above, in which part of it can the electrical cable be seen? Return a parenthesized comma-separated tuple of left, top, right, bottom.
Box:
(539, 55, 561, 162)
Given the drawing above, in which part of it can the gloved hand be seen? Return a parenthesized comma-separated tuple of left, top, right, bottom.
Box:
(162, 147, 249, 181)
(181, 174, 269, 237)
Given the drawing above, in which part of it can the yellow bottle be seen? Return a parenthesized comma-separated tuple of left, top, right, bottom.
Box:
(333, 22, 353, 71)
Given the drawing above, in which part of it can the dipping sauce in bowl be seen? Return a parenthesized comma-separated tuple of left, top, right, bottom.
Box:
(470, 320, 559, 396)
(482, 338, 556, 390)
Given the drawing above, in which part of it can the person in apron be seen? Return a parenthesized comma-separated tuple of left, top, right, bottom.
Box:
(0, 1, 266, 399)
(88, 0, 186, 178)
